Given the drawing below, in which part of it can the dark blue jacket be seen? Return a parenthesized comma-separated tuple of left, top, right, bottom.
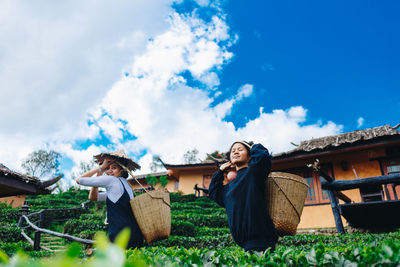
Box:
(208, 144, 278, 251)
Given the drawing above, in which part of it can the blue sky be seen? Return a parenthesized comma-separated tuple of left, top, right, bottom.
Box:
(0, 0, 399, 185)
(218, 0, 400, 130)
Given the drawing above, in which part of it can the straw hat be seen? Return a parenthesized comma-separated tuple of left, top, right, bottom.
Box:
(93, 150, 141, 171)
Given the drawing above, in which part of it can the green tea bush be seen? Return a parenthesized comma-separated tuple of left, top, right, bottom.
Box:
(171, 220, 196, 237)
(0, 241, 32, 256)
(26, 189, 89, 210)
(0, 204, 20, 223)
(2, 239, 400, 266)
(171, 208, 225, 216)
(195, 226, 230, 237)
(172, 214, 228, 228)
(279, 230, 400, 250)
(63, 219, 107, 235)
(170, 193, 197, 203)
(78, 214, 105, 221)
(150, 234, 235, 249)
(78, 230, 101, 240)
(3, 189, 400, 266)
(0, 223, 23, 243)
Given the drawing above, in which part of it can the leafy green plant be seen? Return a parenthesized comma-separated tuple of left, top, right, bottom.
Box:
(145, 174, 168, 187)
(63, 218, 108, 235)
(3, 189, 400, 266)
(0, 223, 23, 243)
(0, 204, 20, 223)
(171, 220, 196, 237)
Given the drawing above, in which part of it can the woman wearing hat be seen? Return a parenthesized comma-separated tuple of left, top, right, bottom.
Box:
(208, 141, 278, 253)
(75, 150, 143, 249)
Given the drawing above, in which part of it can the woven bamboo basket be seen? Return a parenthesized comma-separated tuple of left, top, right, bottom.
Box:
(130, 187, 171, 244)
(265, 172, 309, 236)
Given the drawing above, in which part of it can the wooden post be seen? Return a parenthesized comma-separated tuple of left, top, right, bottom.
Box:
(194, 184, 200, 197)
(326, 189, 345, 234)
(308, 160, 346, 234)
(18, 204, 29, 227)
(321, 175, 346, 234)
(33, 211, 45, 250)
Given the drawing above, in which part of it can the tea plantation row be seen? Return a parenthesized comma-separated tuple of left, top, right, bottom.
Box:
(0, 189, 399, 266)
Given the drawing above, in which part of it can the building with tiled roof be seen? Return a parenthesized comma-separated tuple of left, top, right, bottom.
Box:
(0, 164, 62, 207)
(134, 124, 400, 230)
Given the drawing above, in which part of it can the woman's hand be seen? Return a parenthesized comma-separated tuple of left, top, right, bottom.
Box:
(220, 161, 233, 171)
(99, 158, 112, 172)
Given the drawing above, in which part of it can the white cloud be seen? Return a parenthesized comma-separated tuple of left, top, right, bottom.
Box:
(194, 0, 210, 7)
(97, 116, 124, 143)
(198, 72, 220, 89)
(0, 0, 174, 170)
(238, 107, 342, 154)
(237, 84, 253, 100)
(90, 12, 342, 172)
(357, 117, 364, 128)
(0, 2, 343, 185)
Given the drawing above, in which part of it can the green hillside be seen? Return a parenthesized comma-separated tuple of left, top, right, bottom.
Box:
(1, 189, 400, 265)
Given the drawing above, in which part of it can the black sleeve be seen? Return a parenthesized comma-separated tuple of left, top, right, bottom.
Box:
(248, 143, 272, 179)
(208, 169, 226, 207)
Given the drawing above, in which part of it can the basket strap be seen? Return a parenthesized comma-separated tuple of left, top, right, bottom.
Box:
(270, 177, 301, 221)
(146, 190, 171, 208)
(119, 164, 171, 208)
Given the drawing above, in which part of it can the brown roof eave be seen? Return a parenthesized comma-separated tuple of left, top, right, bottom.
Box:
(164, 163, 217, 170)
(273, 137, 400, 164)
(0, 176, 42, 196)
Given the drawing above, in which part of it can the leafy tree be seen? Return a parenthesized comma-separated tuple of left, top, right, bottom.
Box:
(183, 148, 200, 164)
(149, 155, 164, 172)
(71, 160, 97, 180)
(145, 174, 168, 187)
(21, 149, 61, 178)
(77, 160, 97, 174)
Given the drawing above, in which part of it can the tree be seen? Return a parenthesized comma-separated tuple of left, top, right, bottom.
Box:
(183, 148, 200, 164)
(71, 160, 97, 180)
(21, 149, 61, 178)
(149, 155, 164, 172)
(77, 160, 97, 174)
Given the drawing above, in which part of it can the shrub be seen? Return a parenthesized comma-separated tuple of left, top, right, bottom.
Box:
(0, 204, 20, 223)
(78, 214, 105, 221)
(0, 241, 32, 256)
(171, 220, 196, 237)
(169, 193, 197, 203)
(150, 234, 235, 249)
(171, 208, 225, 216)
(172, 214, 228, 228)
(0, 223, 23, 243)
(78, 230, 100, 240)
(63, 219, 107, 235)
(195, 226, 230, 237)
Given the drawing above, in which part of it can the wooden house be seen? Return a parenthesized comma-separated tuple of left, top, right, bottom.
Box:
(129, 124, 400, 229)
(0, 163, 62, 207)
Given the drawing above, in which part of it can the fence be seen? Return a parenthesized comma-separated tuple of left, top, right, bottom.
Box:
(18, 201, 95, 251)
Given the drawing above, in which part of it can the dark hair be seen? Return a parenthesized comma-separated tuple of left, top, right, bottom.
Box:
(115, 162, 129, 178)
(227, 141, 253, 161)
(120, 170, 129, 179)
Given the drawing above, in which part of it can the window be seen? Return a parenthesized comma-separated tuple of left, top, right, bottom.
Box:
(386, 160, 400, 174)
(381, 159, 400, 200)
(291, 168, 331, 205)
(174, 180, 179, 191)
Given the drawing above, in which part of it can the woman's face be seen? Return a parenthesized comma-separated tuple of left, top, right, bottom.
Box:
(230, 143, 249, 165)
(105, 162, 123, 177)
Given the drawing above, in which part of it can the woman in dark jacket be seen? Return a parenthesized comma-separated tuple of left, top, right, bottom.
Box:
(208, 141, 278, 253)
